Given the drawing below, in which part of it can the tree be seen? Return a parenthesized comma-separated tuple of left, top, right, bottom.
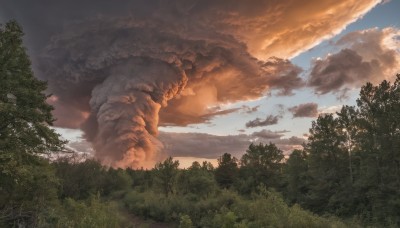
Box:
(53, 159, 109, 199)
(215, 153, 239, 189)
(239, 143, 284, 192)
(0, 20, 65, 226)
(353, 75, 400, 224)
(0, 20, 64, 155)
(336, 105, 360, 185)
(154, 157, 180, 196)
(177, 161, 217, 197)
(305, 114, 351, 215)
(284, 149, 309, 205)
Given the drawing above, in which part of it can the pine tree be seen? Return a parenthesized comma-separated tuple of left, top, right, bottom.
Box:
(284, 149, 309, 205)
(215, 153, 239, 189)
(354, 75, 400, 224)
(0, 20, 64, 155)
(239, 143, 284, 191)
(305, 114, 351, 215)
(0, 20, 65, 226)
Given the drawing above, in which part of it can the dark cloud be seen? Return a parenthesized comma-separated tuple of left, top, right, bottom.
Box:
(159, 132, 250, 158)
(275, 104, 286, 116)
(288, 103, 319, 118)
(0, 0, 380, 167)
(160, 107, 242, 126)
(241, 105, 260, 114)
(251, 129, 284, 139)
(263, 57, 305, 95)
(159, 131, 305, 158)
(245, 115, 280, 128)
(308, 27, 400, 97)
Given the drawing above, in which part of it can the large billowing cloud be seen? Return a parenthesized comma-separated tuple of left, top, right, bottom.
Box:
(309, 27, 400, 97)
(0, 0, 381, 168)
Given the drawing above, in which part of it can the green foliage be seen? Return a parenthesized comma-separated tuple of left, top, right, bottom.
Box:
(177, 161, 218, 197)
(103, 167, 133, 196)
(38, 195, 124, 228)
(53, 159, 107, 200)
(154, 157, 180, 196)
(126, 168, 154, 191)
(238, 143, 284, 193)
(215, 153, 239, 189)
(0, 155, 60, 227)
(0, 20, 65, 156)
(123, 186, 351, 228)
(298, 75, 400, 226)
(179, 214, 193, 228)
(284, 149, 309, 205)
(352, 75, 400, 225)
(305, 114, 352, 214)
(212, 210, 239, 228)
(0, 20, 65, 227)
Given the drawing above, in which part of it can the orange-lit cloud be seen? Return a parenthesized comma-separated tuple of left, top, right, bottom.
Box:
(1, 0, 382, 168)
(211, 0, 381, 59)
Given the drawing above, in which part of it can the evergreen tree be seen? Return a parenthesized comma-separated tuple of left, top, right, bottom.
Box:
(284, 149, 309, 205)
(300, 75, 400, 224)
(0, 20, 65, 226)
(353, 75, 400, 224)
(215, 153, 239, 189)
(305, 114, 351, 215)
(239, 143, 284, 192)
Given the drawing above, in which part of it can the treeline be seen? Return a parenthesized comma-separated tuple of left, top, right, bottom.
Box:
(210, 74, 400, 226)
(1, 20, 400, 227)
(40, 156, 349, 227)
(286, 76, 400, 226)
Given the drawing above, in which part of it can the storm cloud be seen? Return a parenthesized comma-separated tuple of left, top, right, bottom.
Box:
(0, 0, 381, 167)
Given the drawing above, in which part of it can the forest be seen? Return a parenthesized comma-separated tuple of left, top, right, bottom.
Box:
(1, 21, 400, 228)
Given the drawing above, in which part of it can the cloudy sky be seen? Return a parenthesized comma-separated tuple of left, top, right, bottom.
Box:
(1, 0, 399, 168)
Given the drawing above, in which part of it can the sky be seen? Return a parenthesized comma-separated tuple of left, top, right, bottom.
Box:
(1, 0, 399, 168)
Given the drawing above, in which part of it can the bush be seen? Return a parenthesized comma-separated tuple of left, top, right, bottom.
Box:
(179, 214, 193, 228)
(38, 195, 124, 228)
